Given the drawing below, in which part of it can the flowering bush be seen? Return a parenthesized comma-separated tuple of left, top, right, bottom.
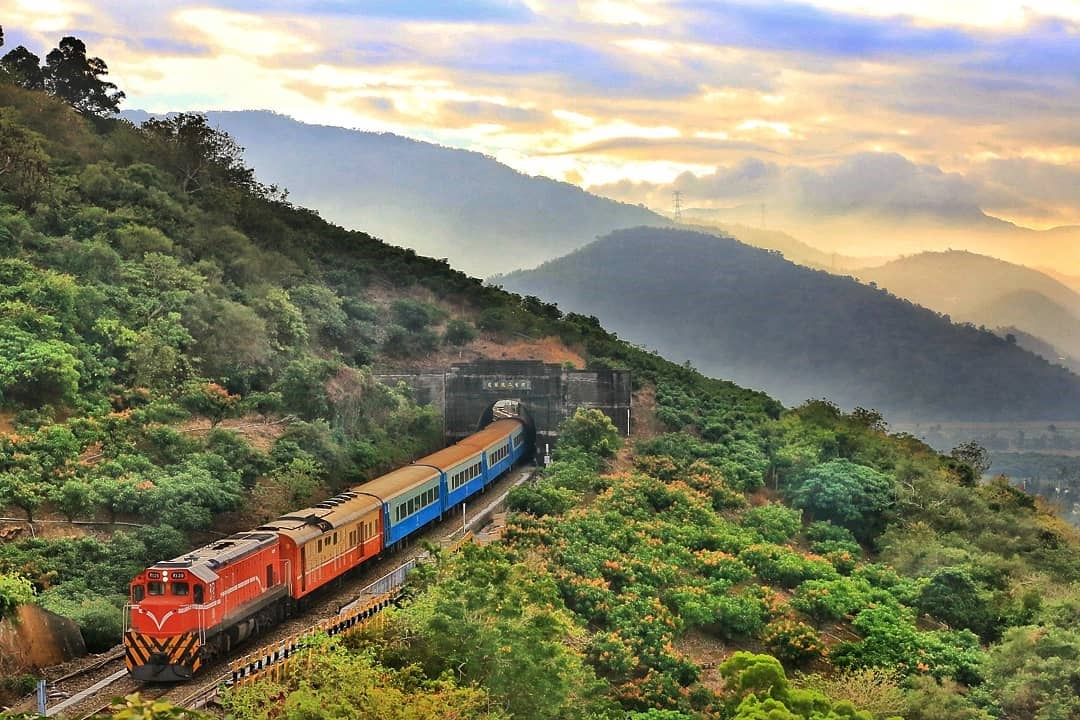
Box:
(764, 617, 824, 663)
(739, 544, 840, 588)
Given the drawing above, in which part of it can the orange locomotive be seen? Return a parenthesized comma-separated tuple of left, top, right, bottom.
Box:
(125, 418, 528, 681)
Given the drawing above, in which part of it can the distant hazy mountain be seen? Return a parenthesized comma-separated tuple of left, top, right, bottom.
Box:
(497, 228, 1080, 422)
(681, 205, 1080, 274)
(993, 326, 1080, 374)
(682, 217, 890, 271)
(858, 251, 1080, 361)
(123, 110, 668, 276)
(1038, 267, 1080, 295)
(969, 290, 1080, 361)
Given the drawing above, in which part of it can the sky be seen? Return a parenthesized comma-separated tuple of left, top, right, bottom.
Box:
(3, 0, 1079, 231)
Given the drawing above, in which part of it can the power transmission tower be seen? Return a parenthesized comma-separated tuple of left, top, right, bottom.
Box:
(672, 190, 683, 223)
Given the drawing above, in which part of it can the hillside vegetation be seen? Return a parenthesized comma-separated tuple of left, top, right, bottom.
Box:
(121, 109, 669, 277)
(0, 38, 1078, 720)
(497, 227, 1080, 422)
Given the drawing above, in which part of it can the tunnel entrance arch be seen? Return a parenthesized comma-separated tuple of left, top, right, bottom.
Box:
(478, 399, 536, 460)
(376, 360, 631, 460)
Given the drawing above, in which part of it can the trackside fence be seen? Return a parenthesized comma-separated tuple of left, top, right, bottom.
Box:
(225, 531, 474, 691)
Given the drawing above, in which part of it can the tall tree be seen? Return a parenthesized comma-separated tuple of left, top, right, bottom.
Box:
(43, 36, 124, 115)
(141, 113, 256, 195)
(1, 45, 46, 90)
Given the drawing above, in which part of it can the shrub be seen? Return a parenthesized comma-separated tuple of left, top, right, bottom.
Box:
(796, 668, 907, 720)
(791, 577, 883, 624)
(708, 589, 769, 639)
(831, 606, 984, 683)
(38, 584, 124, 652)
(0, 573, 35, 620)
(740, 544, 840, 588)
(742, 503, 803, 544)
(764, 616, 823, 663)
(917, 567, 999, 640)
(506, 482, 579, 517)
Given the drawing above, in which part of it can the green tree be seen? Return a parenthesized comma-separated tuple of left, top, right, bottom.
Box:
(790, 459, 894, 541)
(557, 407, 622, 459)
(950, 441, 991, 481)
(980, 625, 1080, 720)
(0, 470, 46, 522)
(179, 382, 241, 428)
(252, 456, 322, 521)
(0, 572, 35, 620)
(50, 479, 101, 522)
(43, 36, 125, 115)
(443, 318, 477, 349)
(141, 113, 255, 195)
(0, 109, 51, 209)
(391, 298, 443, 331)
(917, 567, 998, 640)
(386, 544, 611, 720)
(0, 45, 45, 90)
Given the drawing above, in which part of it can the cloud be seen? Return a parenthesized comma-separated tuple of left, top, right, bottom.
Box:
(970, 158, 1080, 221)
(675, 1, 975, 58)
(443, 37, 702, 98)
(209, 0, 534, 22)
(595, 152, 1007, 220)
(15, 0, 1077, 228)
(441, 100, 548, 128)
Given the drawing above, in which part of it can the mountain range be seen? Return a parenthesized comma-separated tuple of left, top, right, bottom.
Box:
(856, 251, 1080, 366)
(497, 227, 1080, 422)
(122, 110, 668, 276)
(679, 205, 1080, 276)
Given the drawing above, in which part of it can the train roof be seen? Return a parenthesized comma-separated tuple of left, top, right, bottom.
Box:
(414, 439, 484, 471)
(149, 531, 278, 583)
(258, 489, 382, 545)
(457, 418, 523, 451)
(354, 464, 440, 504)
(412, 419, 522, 470)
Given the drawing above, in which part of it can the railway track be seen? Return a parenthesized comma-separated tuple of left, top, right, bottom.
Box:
(14, 466, 535, 719)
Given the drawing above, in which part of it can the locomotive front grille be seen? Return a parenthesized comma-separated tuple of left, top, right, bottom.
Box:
(125, 630, 202, 681)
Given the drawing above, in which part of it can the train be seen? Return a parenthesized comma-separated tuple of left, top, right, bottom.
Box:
(124, 416, 529, 681)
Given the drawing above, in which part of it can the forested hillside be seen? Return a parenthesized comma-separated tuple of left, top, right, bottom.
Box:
(858, 251, 1080, 364)
(497, 227, 1080, 422)
(121, 109, 669, 277)
(1, 37, 1078, 720)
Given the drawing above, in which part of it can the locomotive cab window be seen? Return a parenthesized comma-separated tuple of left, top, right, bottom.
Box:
(132, 584, 145, 603)
(193, 585, 204, 604)
(148, 581, 164, 596)
(172, 581, 189, 596)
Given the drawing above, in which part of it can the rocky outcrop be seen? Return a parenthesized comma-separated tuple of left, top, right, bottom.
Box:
(0, 604, 86, 675)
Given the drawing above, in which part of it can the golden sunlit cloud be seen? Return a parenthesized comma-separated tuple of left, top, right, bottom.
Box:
(10, 0, 1076, 229)
(6, 0, 87, 33)
(173, 8, 319, 57)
